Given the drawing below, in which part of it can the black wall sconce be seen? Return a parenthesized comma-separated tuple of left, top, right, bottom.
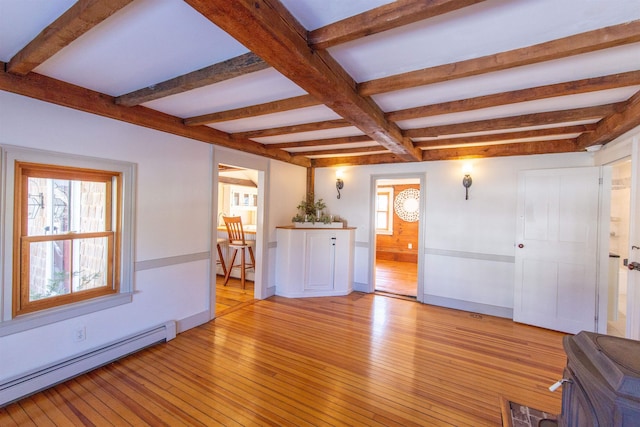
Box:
(462, 163, 472, 200)
(336, 170, 344, 199)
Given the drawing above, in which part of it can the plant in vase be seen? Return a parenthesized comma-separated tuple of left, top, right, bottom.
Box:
(292, 194, 332, 224)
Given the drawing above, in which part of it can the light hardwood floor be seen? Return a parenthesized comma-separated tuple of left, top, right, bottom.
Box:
(375, 259, 418, 297)
(1, 291, 567, 426)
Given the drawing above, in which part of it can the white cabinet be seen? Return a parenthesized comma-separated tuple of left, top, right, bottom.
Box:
(275, 227, 355, 298)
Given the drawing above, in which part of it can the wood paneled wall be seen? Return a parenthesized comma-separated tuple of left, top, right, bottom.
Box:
(376, 184, 419, 263)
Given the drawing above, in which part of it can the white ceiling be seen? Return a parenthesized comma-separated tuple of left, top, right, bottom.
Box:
(2, 0, 640, 164)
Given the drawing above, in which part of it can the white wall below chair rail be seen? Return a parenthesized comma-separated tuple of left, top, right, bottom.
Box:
(0, 322, 176, 407)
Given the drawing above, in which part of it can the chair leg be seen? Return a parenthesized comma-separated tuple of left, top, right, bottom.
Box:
(240, 248, 246, 290)
(249, 246, 255, 267)
(224, 249, 238, 286)
(216, 243, 227, 277)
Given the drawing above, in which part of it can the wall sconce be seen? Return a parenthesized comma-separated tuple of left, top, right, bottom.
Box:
(462, 163, 472, 200)
(336, 170, 344, 199)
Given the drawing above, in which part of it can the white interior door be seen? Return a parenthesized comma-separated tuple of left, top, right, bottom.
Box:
(514, 167, 601, 334)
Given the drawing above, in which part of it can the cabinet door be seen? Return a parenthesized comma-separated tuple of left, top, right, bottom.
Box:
(304, 231, 336, 290)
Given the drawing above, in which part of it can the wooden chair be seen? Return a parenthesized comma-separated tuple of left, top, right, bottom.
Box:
(222, 216, 255, 289)
(215, 238, 228, 277)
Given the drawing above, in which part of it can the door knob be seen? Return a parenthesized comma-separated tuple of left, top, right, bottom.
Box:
(629, 262, 640, 271)
(518, 243, 524, 248)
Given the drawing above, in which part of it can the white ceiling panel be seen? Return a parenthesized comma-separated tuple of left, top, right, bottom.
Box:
(0, 0, 76, 62)
(397, 87, 640, 129)
(279, 0, 394, 30)
(373, 43, 640, 112)
(256, 127, 365, 144)
(210, 105, 342, 134)
(331, 0, 640, 82)
(285, 141, 380, 153)
(411, 120, 602, 141)
(145, 68, 306, 119)
(34, 0, 248, 96)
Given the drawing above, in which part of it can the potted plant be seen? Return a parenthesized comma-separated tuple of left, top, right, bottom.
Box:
(292, 194, 341, 227)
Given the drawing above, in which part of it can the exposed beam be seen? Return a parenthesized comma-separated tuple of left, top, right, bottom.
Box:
(185, 0, 421, 161)
(413, 125, 597, 148)
(576, 90, 640, 149)
(7, 0, 134, 75)
(115, 53, 269, 106)
(0, 68, 310, 168)
(231, 119, 352, 139)
(311, 153, 407, 167)
(421, 139, 580, 161)
(308, 0, 485, 49)
(359, 20, 640, 96)
(266, 135, 373, 149)
(404, 104, 621, 138)
(290, 146, 388, 157)
(184, 95, 320, 126)
(218, 176, 257, 187)
(388, 71, 640, 122)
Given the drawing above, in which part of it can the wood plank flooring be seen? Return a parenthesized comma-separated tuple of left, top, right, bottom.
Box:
(1, 292, 567, 426)
(375, 259, 418, 297)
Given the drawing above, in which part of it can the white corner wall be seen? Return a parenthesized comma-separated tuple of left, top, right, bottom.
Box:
(313, 153, 595, 318)
(0, 91, 213, 382)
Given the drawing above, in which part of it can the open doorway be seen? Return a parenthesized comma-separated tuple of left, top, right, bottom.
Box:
(215, 163, 258, 314)
(607, 159, 631, 337)
(373, 178, 420, 298)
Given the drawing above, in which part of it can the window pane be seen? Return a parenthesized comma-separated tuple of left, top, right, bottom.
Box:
(27, 178, 106, 236)
(377, 194, 388, 210)
(28, 237, 108, 302)
(376, 212, 388, 229)
(73, 237, 108, 292)
(29, 240, 71, 301)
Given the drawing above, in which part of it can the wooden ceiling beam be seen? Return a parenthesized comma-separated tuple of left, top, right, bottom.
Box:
(413, 125, 597, 148)
(308, 0, 485, 49)
(388, 70, 640, 122)
(184, 95, 320, 126)
(185, 0, 421, 162)
(360, 20, 640, 96)
(421, 139, 580, 161)
(218, 176, 257, 187)
(311, 153, 406, 168)
(404, 103, 621, 138)
(7, 0, 134, 76)
(291, 146, 387, 157)
(576, 89, 640, 149)
(266, 135, 373, 149)
(0, 68, 310, 168)
(115, 52, 269, 106)
(231, 119, 352, 139)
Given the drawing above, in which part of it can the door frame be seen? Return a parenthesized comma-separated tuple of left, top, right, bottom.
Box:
(369, 173, 426, 302)
(210, 147, 268, 319)
(596, 130, 640, 339)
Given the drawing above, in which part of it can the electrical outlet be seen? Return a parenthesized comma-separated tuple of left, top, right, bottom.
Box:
(408, 243, 412, 249)
(74, 326, 86, 342)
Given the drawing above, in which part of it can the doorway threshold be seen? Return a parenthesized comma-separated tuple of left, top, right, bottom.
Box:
(374, 290, 417, 302)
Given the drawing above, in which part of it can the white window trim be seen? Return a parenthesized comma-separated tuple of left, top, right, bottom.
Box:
(0, 145, 136, 337)
(375, 187, 394, 235)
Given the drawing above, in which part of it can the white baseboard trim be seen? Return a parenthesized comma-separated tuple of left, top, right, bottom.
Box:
(0, 321, 176, 407)
(176, 310, 209, 333)
(423, 294, 513, 319)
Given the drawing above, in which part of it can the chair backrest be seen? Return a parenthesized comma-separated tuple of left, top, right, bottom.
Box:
(223, 216, 246, 245)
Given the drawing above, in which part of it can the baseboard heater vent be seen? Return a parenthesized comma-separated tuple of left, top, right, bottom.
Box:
(0, 321, 177, 407)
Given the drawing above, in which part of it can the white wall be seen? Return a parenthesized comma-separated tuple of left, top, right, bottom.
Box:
(0, 91, 215, 382)
(313, 153, 595, 317)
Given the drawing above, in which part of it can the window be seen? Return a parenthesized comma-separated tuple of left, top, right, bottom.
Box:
(375, 187, 394, 235)
(12, 162, 121, 316)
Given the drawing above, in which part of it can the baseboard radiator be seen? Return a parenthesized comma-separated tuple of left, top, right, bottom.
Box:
(0, 321, 176, 407)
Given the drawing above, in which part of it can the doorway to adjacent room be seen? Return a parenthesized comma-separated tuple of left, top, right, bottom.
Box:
(373, 177, 421, 298)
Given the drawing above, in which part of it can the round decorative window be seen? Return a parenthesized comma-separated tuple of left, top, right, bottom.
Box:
(394, 188, 420, 222)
